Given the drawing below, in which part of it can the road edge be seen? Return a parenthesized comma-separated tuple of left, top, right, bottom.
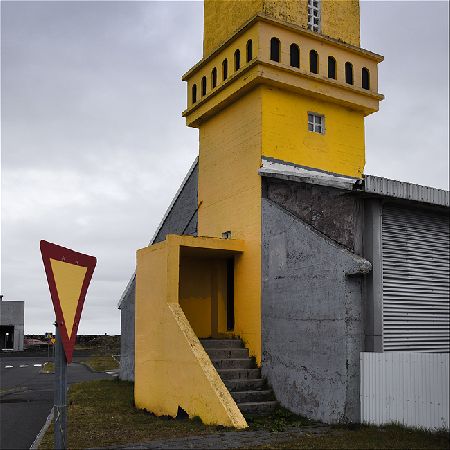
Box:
(30, 407, 54, 449)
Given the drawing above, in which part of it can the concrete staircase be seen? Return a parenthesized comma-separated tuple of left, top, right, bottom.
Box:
(200, 338, 278, 416)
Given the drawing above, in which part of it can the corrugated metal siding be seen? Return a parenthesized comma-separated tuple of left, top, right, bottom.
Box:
(365, 175, 449, 207)
(361, 352, 449, 430)
(382, 204, 450, 352)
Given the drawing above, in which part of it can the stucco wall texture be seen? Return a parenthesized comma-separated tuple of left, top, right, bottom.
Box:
(263, 177, 363, 253)
(261, 193, 370, 423)
(203, 0, 360, 56)
(119, 163, 199, 381)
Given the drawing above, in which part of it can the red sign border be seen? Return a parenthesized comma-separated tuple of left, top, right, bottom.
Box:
(40, 240, 96, 363)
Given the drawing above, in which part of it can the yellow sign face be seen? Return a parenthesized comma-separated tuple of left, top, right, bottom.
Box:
(50, 258, 88, 339)
(50, 338, 56, 345)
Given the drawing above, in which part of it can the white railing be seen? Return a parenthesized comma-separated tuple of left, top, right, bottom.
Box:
(360, 352, 449, 430)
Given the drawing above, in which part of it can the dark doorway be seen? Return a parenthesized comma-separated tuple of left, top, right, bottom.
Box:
(0, 326, 14, 349)
(226, 258, 235, 331)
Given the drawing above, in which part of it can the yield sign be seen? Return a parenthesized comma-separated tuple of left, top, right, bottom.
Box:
(40, 240, 96, 363)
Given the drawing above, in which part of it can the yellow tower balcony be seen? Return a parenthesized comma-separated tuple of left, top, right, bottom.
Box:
(182, 14, 383, 128)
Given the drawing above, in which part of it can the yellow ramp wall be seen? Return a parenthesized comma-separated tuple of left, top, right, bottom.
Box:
(134, 240, 247, 428)
(261, 86, 365, 178)
(198, 88, 263, 363)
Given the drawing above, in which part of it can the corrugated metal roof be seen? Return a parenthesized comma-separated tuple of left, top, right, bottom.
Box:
(364, 175, 449, 208)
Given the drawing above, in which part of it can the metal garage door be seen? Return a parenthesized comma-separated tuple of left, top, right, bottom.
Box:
(382, 204, 450, 352)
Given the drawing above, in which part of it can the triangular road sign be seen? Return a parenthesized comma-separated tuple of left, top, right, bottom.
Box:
(40, 240, 96, 363)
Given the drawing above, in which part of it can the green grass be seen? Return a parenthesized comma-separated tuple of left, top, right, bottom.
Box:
(41, 362, 54, 373)
(38, 379, 450, 450)
(246, 406, 314, 432)
(80, 355, 119, 372)
(38, 379, 218, 449)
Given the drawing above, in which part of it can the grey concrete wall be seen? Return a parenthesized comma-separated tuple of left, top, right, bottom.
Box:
(120, 281, 135, 381)
(263, 177, 364, 254)
(152, 163, 199, 243)
(119, 162, 199, 381)
(262, 196, 370, 424)
(0, 301, 24, 351)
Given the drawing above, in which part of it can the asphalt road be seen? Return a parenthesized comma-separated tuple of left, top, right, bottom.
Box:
(0, 354, 113, 449)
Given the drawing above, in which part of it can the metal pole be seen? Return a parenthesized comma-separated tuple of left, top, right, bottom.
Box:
(54, 326, 67, 449)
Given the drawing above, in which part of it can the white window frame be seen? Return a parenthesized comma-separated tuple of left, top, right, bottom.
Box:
(308, 0, 321, 33)
(308, 112, 325, 134)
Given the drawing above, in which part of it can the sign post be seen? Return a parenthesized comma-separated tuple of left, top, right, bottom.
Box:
(40, 240, 96, 450)
(54, 326, 67, 449)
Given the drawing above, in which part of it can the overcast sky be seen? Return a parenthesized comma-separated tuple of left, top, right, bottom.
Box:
(1, 1, 448, 335)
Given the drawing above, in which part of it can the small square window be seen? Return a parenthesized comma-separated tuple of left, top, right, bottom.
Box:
(308, 112, 325, 134)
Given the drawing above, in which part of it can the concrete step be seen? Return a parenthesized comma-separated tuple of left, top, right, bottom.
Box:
(204, 348, 249, 359)
(200, 339, 244, 349)
(238, 401, 279, 416)
(224, 378, 266, 392)
(231, 390, 275, 403)
(212, 358, 255, 370)
(217, 368, 261, 380)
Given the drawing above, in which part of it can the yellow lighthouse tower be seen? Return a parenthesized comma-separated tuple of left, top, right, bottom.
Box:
(134, 0, 384, 428)
(182, 0, 383, 365)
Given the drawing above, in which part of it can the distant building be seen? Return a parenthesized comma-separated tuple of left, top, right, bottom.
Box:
(0, 295, 24, 351)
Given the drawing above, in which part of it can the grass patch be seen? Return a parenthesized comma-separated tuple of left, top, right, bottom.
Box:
(80, 356, 119, 372)
(38, 379, 450, 450)
(41, 362, 54, 374)
(247, 423, 450, 449)
(38, 379, 219, 449)
(246, 406, 315, 432)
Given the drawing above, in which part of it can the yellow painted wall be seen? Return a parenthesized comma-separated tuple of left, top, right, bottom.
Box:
(188, 26, 259, 109)
(203, 0, 360, 56)
(262, 86, 365, 178)
(135, 237, 247, 428)
(198, 88, 263, 363)
(322, 0, 360, 47)
(178, 256, 229, 338)
(257, 22, 378, 92)
(179, 256, 212, 338)
(215, 260, 229, 336)
(204, 0, 263, 56)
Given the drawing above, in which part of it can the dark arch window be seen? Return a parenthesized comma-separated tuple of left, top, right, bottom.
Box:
(211, 67, 217, 89)
(345, 62, 353, 85)
(290, 44, 300, 68)
(328, 56, 336, 79)
(362, 67, 370, 90)
(201, 76, 207, 96)
(246, 39, 253, 62)
(192, 84, 197, 104)
(270, 37, 280, 62)
(222, 58, 228, 80)
(234, 49, 241, 71)
(310, 50, 318, 74)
